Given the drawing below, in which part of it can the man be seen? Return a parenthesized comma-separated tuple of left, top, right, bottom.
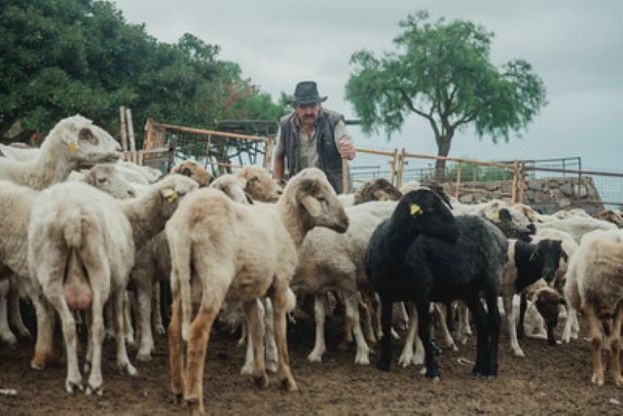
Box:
(272, 81, 355, 193)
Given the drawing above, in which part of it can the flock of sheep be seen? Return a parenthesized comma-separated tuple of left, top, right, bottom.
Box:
(0, 114, 622, 414)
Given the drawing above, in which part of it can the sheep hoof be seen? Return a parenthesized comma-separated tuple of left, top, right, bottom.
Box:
(376, 359, 391, 372)
(240, 364, 254, 375)
(591, 373, 604, 386)
(173, 392, 184, 405)
(83, 361, 91, 374)
(281, 378, 298, 392)
(65, 379, 83, 394)
(2, 335, 17, 348)
(266, 361, 278, 373)
(254, 374, 269, 389)
(86, 383, 103, 396)
(118, 362, 138, 377)
(431, 376, 440, 384)
(512, 348, 526, 358)
(136, 352, 152, 362)
(307, 352, 323, 363)
(154, 325, 166, 336)
(355, 355, 370, 365)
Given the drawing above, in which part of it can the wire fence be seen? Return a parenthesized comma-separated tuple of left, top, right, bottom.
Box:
(137, 119, 623, 212)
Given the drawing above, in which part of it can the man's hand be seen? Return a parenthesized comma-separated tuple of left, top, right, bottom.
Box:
(339, 137, 355, 160)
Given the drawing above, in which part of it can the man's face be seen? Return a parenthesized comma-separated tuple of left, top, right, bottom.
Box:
(295, 103, 321, 126)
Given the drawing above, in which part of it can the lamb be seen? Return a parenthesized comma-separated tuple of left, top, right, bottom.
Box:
(563, 229, 623, 386)
(0, 115, 121, 189)
(166, 168, 348, 414)
(366, 189, 507, 380)
(27, 174, 198, 395)
(171, 160, 213, 187)
(292, 200, 398, 365)
(338, 178, 402, 207)
(499, 238, 566, 357)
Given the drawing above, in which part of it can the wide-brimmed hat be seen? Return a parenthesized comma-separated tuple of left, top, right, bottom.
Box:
(290, 81, 327, 105)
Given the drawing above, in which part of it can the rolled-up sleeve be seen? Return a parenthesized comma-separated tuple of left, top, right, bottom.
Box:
(334, 120, 355, 160)
(274, 126, 285, 157)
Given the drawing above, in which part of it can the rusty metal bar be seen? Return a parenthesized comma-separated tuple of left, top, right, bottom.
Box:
(151, 121, 270, 143)
(402, 151, 514, 170)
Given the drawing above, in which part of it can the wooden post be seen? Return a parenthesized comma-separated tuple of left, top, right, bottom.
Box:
(511, 161, 518, 204)
(263, 137, 272, 172)
(125, 107, 137, 164)
(390, 148, 398, 186)
(397, 148, 406, 189)
(519, 164, 526, 204)
(455, 162, 462, 199)
(119, 106, 129, 160)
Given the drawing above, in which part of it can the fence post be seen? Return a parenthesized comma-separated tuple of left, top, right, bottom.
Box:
(390, 148, 398, 186)
(511, 160, 518, 204)
(125, 107, 137, 164)
(264, 137, 272, 172)
(397, 148, 406, 189)
(519, 163, 526, 204)
(455, 162, 462, 199)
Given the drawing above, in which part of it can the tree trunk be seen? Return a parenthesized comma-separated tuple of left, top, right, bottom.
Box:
(434, 135, 452, 181)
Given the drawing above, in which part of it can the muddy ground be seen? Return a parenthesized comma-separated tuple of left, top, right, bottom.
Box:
(0, 314, 622, 415)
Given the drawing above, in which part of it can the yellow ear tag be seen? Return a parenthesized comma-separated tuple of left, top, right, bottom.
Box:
(163, 188, 178, 202)
(378, 195, 387, 201)
(488, 211, 500, 220)
(410, 203, 422, 216)
(68, 143, 77, 153)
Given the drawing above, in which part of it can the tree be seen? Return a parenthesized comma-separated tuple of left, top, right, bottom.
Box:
(345, 11, 547, 179)
(0, 0, 282, 142)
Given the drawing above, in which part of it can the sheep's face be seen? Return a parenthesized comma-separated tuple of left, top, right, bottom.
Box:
(85, 164, 136, 199)
(291, 168, 349, 233)
(171, 160, 213, 187)
(238, 166, 281, 202)
(398, 188, 458, 243)
(488, 208, 534, 242)
(353, 178, 402, 205)
(531, 239, 566, 282)
(534, 287, 565, 345)
(158, 174, 200, 217)
(58, 115, 122, 166)
(210, 174, 253, 205)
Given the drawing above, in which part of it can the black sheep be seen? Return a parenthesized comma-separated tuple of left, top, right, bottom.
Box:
(366, 193, 507, 380)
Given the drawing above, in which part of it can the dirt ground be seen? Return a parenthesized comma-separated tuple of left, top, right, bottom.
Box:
(1, 315, 622, 416)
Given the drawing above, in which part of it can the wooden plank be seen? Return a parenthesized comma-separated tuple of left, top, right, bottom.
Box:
(119, 106, 129, 153)
(125, 108, 137, 164)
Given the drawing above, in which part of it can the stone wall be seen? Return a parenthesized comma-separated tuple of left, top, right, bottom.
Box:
(453, 176, 604, 214)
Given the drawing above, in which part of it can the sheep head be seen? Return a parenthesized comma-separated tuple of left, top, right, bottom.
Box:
(533, 286, 566, 346)
(287, 168, 349, 234)
(394, 188, 458, 243)
(353, 178, 402, 205)
(529, 239, 565, 283)
(237, 166, 281, 202)
(171, 160, 213, 187)
(156, 174, 199, 217)
(55, 114, 122, 166)
(488, 208, 534, 242)
(210, 174, 254, 205)
(83, 163, 136, 199)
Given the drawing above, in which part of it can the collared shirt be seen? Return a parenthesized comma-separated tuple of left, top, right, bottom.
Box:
(274, 113, 353, 170)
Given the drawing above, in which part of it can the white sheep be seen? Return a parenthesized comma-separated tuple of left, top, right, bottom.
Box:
(0, 115, 121, 189)
(166, 168, 348, 414)
(563, 229, 623, 386)
(27, 174, 198, 395)
(539, 216, 617, 244)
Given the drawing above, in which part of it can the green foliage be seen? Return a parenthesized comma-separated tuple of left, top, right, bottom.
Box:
(0, 0, 282, 140)
(346, 10, 547, 154)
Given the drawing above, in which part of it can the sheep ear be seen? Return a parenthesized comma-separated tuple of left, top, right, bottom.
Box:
(410, 203, 422, 217)
(245, 192, 254, 205)
(373, 190, 388, 201)
(529, 248, 538, 262)
(161, 187, 178, 203)
(301, 195, 321, 217)
(79, 127, 99, 145)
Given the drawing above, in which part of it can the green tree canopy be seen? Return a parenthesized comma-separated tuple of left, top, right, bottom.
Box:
(346, 11, 547, 179)
(0, 0, 283, 142)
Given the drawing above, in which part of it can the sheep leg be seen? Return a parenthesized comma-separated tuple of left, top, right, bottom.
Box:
(152, 282, 166, 335)
(610, 308, 623, 387)
(466, 297, 488, 377)
(399, 303, 417, 367)
(376, 296, 393, 372)
(344, 293, 370, 365)
(484, 294, 500, 377)
(361, 293, 377, 345)
(263, 298, 278, 373)
(0, 280, 17, 347)
(434, 303, 458, 351)
(104, 302, 114, 340)
(136, 278, 155, 361)
(31, 294, 56, 370)
(123, 291, 136, 347)
(45, 285, 83, 394)
(504, 294, 525, 357)
(8, 281, 31, 338)
(561, 302, 574, 343)
(457, 302, 471, 344)
(307, 295, 327, 363)
(237, 321, 247, 348)
(112, 290, 138, 377)
(339, 292, 354, 350)
(272, 286, 298, 391)
(243, 299, 268, 388)
(83, 309, 93, 374)
(168, 298, 186, 403)
(585, 306, 604, 386)
(85, 291, 106, 396)
(517, 292, 527, 339)
(241, 299, 266, 374)
(375, 293, 384, 341)
(417, 300, 440, 381)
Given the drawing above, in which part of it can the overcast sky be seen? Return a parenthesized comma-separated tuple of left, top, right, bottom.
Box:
(114, 0, 623, 171)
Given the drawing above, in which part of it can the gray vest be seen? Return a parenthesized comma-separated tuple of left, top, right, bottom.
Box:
(279, 109, 345, 193)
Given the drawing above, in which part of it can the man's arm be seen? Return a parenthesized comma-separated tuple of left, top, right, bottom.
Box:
(334, 120, 356, 160)
(272, 125, 285, 179)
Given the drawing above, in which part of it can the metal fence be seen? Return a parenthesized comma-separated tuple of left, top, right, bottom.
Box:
(348, 147, 399, 189)
(142, 119, 272, 175)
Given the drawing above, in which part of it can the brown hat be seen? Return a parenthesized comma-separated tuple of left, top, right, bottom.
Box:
(290, 81, 328, 105)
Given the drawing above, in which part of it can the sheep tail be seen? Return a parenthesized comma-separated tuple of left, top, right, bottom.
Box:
(170, 230, 193, 342)
(285, 287, 297, 313)
(62, 206, 83, 248)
